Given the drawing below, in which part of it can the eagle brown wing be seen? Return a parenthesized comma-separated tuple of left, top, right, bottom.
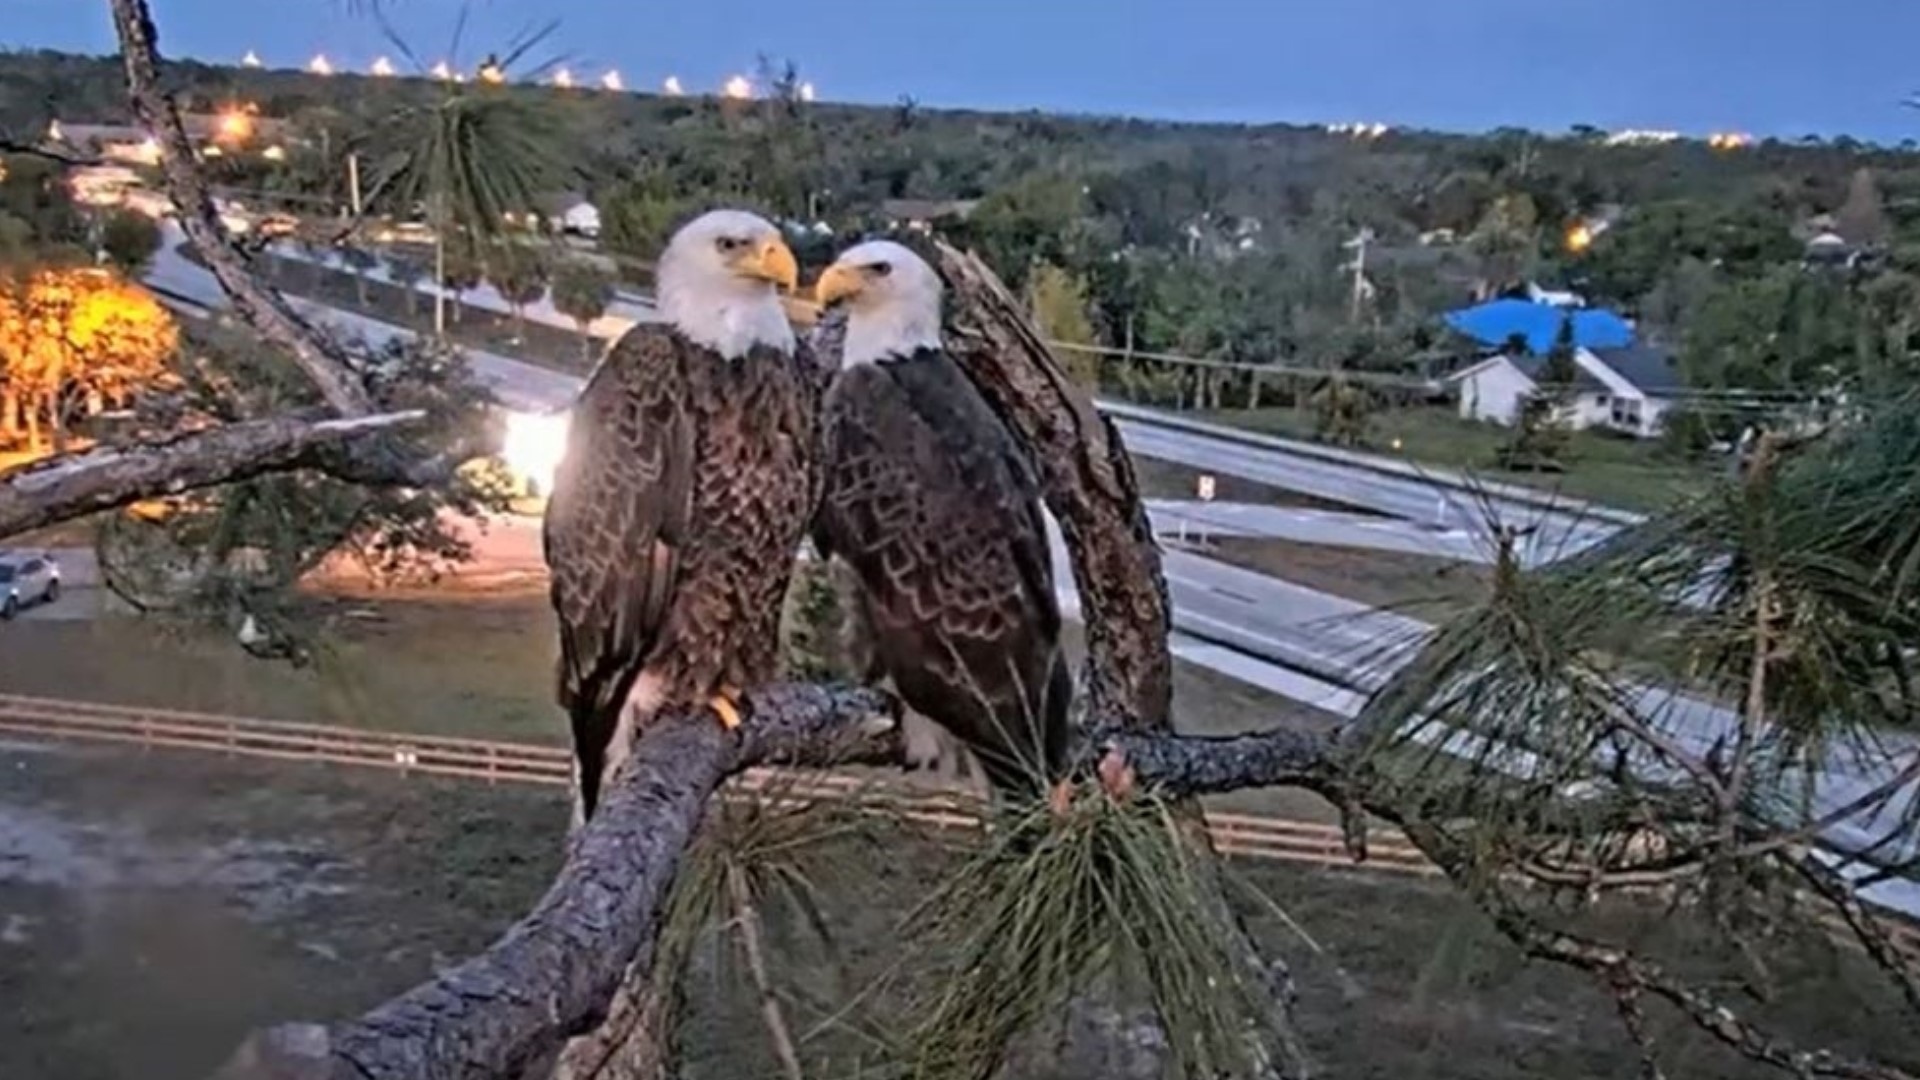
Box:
(543, 322, 696, 815)
(815, 350, 1069, 791)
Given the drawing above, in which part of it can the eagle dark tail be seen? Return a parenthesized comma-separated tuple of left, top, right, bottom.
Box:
(560, 656, 639, 826)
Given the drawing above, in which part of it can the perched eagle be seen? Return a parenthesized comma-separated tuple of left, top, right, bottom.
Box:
(544, 209, 821, 822)
(811, 240, 1071, 795)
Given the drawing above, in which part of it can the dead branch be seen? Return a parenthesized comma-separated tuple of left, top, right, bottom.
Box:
(0, 411, 425, 539)
(933, 241, 1173, 729)
(106, 0, 374, 416)
(213, 683, 900, 1080)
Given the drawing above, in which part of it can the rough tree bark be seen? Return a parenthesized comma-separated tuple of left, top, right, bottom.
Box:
(0, 411, 425, 537)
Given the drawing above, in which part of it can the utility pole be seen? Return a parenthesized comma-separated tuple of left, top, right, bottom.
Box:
(347, 152, 362, 219)
(1341, 226, 1375, 323)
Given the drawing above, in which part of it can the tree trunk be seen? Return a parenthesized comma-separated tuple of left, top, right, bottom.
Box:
(1, 386, 17, 446)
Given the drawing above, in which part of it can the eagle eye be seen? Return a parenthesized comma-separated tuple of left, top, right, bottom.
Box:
(716, 236, 745, 253)
(869, 261, 893, 277)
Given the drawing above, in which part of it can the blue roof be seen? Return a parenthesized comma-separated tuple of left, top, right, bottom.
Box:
(1444, 299, 1635, 354)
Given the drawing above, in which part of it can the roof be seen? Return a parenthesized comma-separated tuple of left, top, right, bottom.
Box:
(1589, 345, 1686, 395)
(880, 198, 980, 223)
(1444, 299, 1635, 354)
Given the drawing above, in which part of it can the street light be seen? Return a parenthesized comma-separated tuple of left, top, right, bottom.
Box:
(601, 69, 624, 91)
(307, 54, 334, 76)
(661, 75, 683, 96)
(722, 75, 753, 100)
(552, 68, 575, 89)
(371, 56, 396, 77)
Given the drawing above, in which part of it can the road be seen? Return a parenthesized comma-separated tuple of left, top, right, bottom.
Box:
(145, 229, 1920, 918)
(263, 234, 1636, 565)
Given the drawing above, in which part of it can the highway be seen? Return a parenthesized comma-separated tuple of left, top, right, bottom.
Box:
(144, 230, 1920, 918)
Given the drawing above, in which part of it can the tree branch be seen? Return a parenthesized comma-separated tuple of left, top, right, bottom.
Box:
(105, 0, 375, 416)
(213, 683, 900, 1080)
(932, 240, 1174, 729)
(0, 411, 426, 539)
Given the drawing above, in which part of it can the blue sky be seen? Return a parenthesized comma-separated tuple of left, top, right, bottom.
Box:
(12, 0, 1920, 142)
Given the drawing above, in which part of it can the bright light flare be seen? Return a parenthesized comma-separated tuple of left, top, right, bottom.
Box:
(799, 81, 816, 103)
(601, 69, 625, 91)
(262, 145, 287, 162)
(1566, 224, 1594, 253)
(216, 109, 254, 143)
(661, 74, 683, 96)
(478, 62, 507, 85)
(371, 56, 396, 77)
(431, 60, 456, 81)
(241, 50, 264, 69)
(552, 67, 575, 88)
(502, 410, 571, 495)
(307, 54, 334, 76)
(722, 74, 753, 100)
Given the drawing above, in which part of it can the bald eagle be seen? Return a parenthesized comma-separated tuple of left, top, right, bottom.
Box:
(544, 210, 821, 822)
(811, 240, 1070, 795)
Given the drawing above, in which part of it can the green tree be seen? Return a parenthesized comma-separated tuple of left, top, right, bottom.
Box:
(551, 261, 618, 363)
(98, 209, 162, 277)
(1835, 167, 1892, 249)
(440, 244, 485, 326)
(1469, 191, 1541, 296)
(95, 322, 511, 647)
(1027, 263, 1100, 386)
(1309, 373, 1372, 447)
(601, 174, 694, 261)
(490, 245, 551, 342)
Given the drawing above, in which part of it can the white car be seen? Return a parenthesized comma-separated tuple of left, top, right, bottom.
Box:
(0, 553, 61, 620)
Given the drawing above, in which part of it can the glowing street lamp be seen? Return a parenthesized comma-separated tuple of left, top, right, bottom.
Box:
(430, 60, 456, 82)
(799, 81, 817, 103)
(262, 145, 287, 163)
(241, 50, 264, 69)
(722, 74, 753, 100)
(551, 67, 575, 89)
(661, 74, 684, 96)
(1566, 223, 1594, 254)
(307, 54, 334, 76)
(501, 410, 571, 496)
(601, 69, 625, 91)
(370, 56, 396, 77)
(478, 58, 507, 85)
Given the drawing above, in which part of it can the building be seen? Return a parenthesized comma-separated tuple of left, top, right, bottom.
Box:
(1451, 345, 1685, 438)
(558, 201, 602, 239)
(879, 199, 980, 232)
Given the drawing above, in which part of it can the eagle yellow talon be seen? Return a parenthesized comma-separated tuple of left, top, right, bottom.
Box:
(709, 688, 744, 731)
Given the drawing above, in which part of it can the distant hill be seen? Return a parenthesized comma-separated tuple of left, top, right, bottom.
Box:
(4, 46, 1914, 246)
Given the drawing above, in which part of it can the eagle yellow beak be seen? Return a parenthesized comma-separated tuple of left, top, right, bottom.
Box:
(733, 237, 800, 292)
(814, 262, 865, 307)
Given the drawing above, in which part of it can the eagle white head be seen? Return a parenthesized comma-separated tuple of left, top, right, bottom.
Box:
(814, 239, 944, 367)
(656, 209, 799, 359)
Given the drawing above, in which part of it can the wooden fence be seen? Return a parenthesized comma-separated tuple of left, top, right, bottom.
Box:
(9, 691, 1920, 960)
(0, 692, 1433, 873)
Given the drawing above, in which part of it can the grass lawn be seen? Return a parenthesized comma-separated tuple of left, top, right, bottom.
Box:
(1199, 536, 1491, 622)
(1201, 404, 1715, 513)
(0, 586, 1346, 821)
(2, 743, 1911, 1080)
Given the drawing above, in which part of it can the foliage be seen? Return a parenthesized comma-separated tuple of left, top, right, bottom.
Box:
(0, 153, 86, 262)
(1353, 399, 1920, 1077)
(488, 243, 550, 338)
(94, 321, 512, 653)
(1498, 317, 1577, 470)
(897, 787, 1298, 1080)
(97, 209, 162, 276)
(780, 554, 854, 682)
(1027, 263, 1101, 386)
(0, 268, 177, 451)
(1309, 374, 1372, 447)
(549, 260, 618, 361)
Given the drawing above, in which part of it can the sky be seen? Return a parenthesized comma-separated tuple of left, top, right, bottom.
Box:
(11, 0, 1920, 143)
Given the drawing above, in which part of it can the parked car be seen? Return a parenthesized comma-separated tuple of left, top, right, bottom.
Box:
(0, 553, 60, 620)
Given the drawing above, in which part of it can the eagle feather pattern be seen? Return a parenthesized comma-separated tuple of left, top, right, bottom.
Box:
(544, 321, 823, 819)
(812, 345, 1071, 794)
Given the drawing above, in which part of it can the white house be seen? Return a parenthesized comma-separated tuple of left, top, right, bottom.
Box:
(1452, 345, 1685, 439)
(559, 201, 602, 239)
